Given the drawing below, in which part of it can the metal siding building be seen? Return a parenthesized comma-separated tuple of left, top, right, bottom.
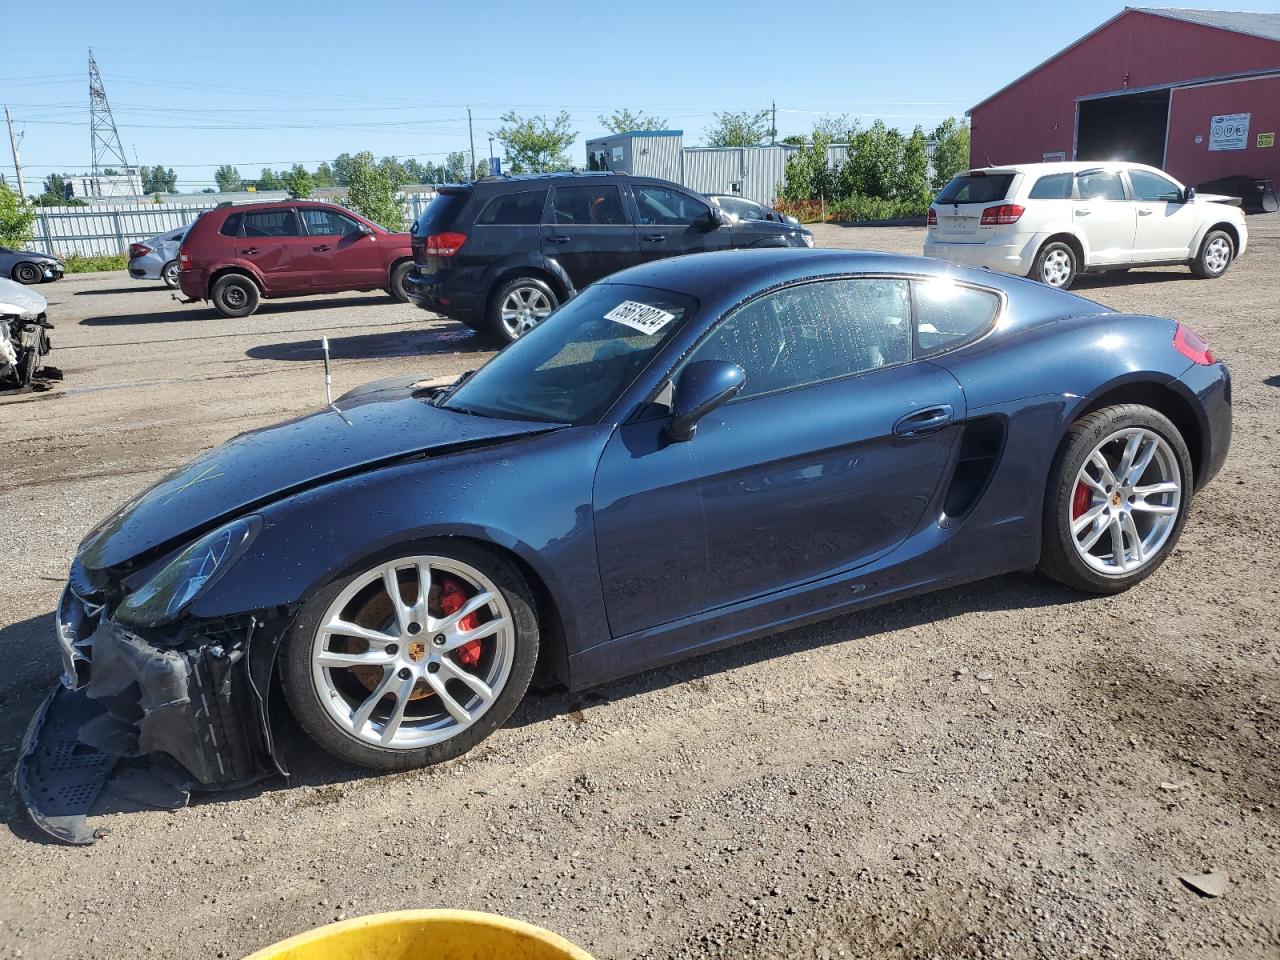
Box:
(968, 7, 1280, 188)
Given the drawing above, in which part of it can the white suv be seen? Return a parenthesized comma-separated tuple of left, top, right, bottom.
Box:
(923, 161, 1248, 289)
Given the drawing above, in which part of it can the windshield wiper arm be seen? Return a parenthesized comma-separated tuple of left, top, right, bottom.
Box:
(433, 369, 475, 407)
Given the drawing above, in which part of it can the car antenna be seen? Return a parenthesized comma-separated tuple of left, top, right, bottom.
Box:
(321, 336, 332, 405)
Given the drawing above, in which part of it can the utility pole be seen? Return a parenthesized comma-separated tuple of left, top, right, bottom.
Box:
(5, 105, 27, 201)
(770, 100, 777, 145)
(467, 107, 477, 179)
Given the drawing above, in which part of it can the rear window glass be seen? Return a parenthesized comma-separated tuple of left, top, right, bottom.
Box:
(1076, 170, 1125, 201)
(912, 279, 1000, 355)
(1029, 173, 1073, 199)
(477, 189, 547, 225)
(936, 174, 1014, 204)
(551, 185, 627, 225)
(242, 210, 300, 237)
(412, 191, 469, 236)
(219, 212, 243, 237)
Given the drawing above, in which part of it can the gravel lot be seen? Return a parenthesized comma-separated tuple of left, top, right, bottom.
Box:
(1, 220, 1277, 960)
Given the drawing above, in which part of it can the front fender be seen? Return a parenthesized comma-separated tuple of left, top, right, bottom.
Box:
(190, 425, 614, 663)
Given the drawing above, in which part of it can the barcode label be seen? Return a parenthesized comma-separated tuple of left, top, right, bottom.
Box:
(604, 300, 675, 334)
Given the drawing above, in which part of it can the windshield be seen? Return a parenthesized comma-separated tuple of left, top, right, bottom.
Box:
(442, 283, 697, 425)
(936, 173, 1015, 204)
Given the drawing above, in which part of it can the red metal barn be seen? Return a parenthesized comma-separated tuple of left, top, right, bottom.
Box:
(968, 8, 1280, 190)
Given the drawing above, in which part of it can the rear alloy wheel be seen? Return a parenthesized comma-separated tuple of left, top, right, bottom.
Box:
(1039, 404, 1192, 594)
(12, 262, 41, 285)
(1191, 230, 1233, 279)
(210, 273, 260, 318)
(388, 261, 413, 302)
(1032, 241, 1077, 290)
(161, 260, 180, 289)
(282, 543, 539, 770)
(489, 277, 558, 344)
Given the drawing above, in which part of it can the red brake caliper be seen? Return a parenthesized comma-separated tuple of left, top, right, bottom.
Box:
(439, 577, 483, 668)
(1071, 481, 1091, 520)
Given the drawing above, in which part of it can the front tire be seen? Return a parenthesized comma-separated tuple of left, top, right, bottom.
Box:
(210, 273, 260, 318)
(1191, 229, 1233, 279)
(281, 541, 540, 771)
(161, 260, 180, 289)
(12, 262, 41, 285)
(1038, 404, 1193, 594)
(1031, 241, 1078, 290)
(488, 276, 558, 344)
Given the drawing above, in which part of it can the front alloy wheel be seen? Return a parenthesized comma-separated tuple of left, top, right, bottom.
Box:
(282, 543, 539, 770)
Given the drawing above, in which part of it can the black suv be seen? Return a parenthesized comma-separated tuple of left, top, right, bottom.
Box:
(406, 172, 812, 342)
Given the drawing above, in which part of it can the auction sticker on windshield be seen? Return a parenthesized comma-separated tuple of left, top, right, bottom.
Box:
(605, 300, 675, 334)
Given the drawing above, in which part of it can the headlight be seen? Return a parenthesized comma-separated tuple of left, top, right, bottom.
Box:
(115, 515, 262, 627)
(800, 234, 815, 248)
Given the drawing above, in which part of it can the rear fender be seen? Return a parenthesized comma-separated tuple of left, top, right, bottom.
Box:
(206, 260, 266, 297)
(479, 254, 575, 302)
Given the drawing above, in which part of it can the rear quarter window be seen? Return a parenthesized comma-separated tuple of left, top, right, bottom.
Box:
(912, 280, 1000, 355)
(219, 212, 243, 237)
(935, 174, 1015, 204)
(1028, 173, 1073, 200)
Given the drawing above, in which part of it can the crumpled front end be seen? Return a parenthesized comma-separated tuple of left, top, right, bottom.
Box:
(15, 581, 284, 845)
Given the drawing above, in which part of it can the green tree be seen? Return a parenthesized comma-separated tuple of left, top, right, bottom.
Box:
(343, 151, 405, 230)
(312, 161, 336, 188)
(900, 126, 931, 207)
(778, 131, 835, 203)
(441, 151, 470, 183)
(378, 156, 408, 187)
(284, 164, 314, 199)
(332, 153, 356, 186)
(780, 134, 807, 147)
(929, 117, 970, 190)
(41, 173, 68, 199)
(214, 164, 242, 192)
(705, 109, 772, 147)
(140, 166, 177, 193)
(492, 111, 576, 174)
(0, 183, 35, 248)
(401, 159, 430, 184)
(257, 168, 284, 190)
(597, 108, 668, 134)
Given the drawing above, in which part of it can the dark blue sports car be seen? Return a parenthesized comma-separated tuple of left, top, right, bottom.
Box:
(19, 248, 1231, 843)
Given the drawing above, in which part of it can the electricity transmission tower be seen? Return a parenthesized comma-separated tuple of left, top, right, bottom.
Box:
(89, 49, 130, 197)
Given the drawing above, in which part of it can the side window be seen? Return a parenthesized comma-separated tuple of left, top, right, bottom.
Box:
(1028, 173, 1073, 200)
(551, 185, 627, 225)
(684, 279, 911, 400)
(912, 280, 1000, 355)
(634, 184, 709, 226)
(301, 208, 360, 235)
(1128, 170, 1182, 202)
(1076, 171, 1125, 201)
(477, 189, 548, 225)
(241, 210, 301, 237)
(219, 212, 243, 237)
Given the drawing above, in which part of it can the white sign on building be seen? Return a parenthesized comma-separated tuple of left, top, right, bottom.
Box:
(1208, 113, 1250, 151)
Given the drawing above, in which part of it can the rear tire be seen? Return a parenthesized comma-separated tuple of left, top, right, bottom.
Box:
(210, 273, 259, 318)
(161, 260, 180, 289)
(1190, 229, 1233, 279)
(388, 261, 413, 302)
(1038, 404, 1193, 594)
(1031, 241, 1078, 290)
(487, 276, 558, 345)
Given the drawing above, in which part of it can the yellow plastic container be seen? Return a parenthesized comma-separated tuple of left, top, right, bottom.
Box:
(243, 909, 595, 960)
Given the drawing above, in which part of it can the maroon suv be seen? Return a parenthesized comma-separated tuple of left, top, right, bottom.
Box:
(178, 201, 413, 317)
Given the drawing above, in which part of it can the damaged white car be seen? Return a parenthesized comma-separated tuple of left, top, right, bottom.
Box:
(0, 277, 58, 392)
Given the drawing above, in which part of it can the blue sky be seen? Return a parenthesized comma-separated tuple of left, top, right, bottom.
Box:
(2, 0, 1276, 193)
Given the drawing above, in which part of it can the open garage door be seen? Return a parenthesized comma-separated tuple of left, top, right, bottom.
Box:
(1077, 89, 1170, 168)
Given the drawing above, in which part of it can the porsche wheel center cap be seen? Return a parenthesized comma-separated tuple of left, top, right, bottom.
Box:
(406, 640, 427, 663)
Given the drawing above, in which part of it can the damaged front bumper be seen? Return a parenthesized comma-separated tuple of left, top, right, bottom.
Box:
(15, 588, 284, 844)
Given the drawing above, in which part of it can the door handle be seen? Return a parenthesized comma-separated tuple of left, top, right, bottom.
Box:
(243, 246, 259, 254)
(1075, 209, 1092, 217)
(1137, 209, 1153, 216)
(642, 234, 666, 243)
(893, 404, 954, 439)
(546, 235, 571, 244)
(313, 244, 330, 251)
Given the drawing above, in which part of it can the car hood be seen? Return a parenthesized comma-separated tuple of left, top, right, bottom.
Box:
(0, 277, 47, 319)
(77, 381, 562, 571)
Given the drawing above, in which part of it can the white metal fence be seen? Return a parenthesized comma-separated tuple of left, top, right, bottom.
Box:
(28, 192, 438, 257)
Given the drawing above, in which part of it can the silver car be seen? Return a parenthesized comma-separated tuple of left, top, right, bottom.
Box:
(0, 246, 64, 285)
(128, 226, 188, 289)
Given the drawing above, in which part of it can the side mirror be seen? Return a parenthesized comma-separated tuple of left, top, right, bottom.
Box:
(666, 360, 746, 442)
(697, 208, 723, 231)
(355, 222, 373, 235)
(1183, 186, 1196, 203)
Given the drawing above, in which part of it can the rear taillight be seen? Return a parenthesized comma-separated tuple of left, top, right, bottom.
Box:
(980, 204, 1024, 225)
(927, 208, 937, 226)
(424, 232, 467, 256)
(129, 243, 151, 259)
(1173, 324, 1215, 365)
(178, 245, 190, 266)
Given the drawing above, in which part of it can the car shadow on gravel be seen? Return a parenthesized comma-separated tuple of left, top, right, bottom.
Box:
(79, 295, 396, 326)
(1072, 270, 1197, 290)
(246, 326, 489, 362)
(74, 286, 159, 296)
(0, 611, 64, 842)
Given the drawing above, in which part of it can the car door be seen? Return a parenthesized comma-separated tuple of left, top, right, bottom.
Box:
(541, 183, 639, 289)
(1072, 169, 1135, 265)
(676, 277, 966, 611)
(297, 207, 384, 290)
(630, 182, 733, 262)
(1126, 168, 1197, 261)
(235, 208, 310, 293)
